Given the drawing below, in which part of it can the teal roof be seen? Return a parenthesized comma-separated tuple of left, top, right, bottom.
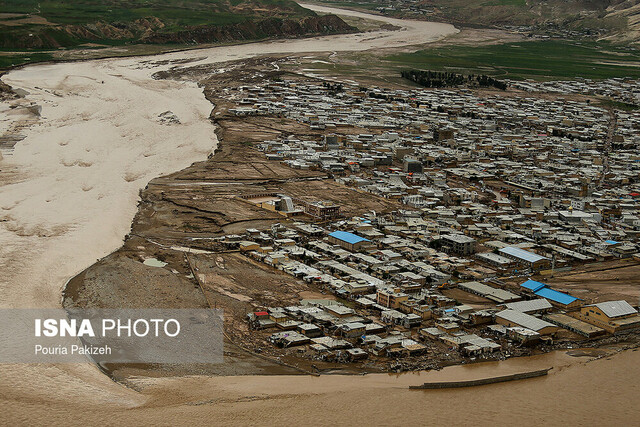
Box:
(520, 279, 547, 292)
(329, 231, 369, 245)
(534, 287, 580, 305)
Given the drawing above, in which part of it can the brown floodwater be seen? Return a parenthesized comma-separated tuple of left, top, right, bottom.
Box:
(2, 348, 638, 425)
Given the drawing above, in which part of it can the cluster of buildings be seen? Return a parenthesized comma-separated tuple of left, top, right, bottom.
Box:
(509, 77, 640, 109)
(217, 76, 640, 365)
(233, 221, 639, 364)
(227, 79, 640, 259)
(313, 0, 609, 39)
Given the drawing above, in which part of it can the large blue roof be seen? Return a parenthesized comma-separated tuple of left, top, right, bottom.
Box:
(329, 231, 369, 245)
(520, 279, 547, 292)
(534, 287, 580, 305)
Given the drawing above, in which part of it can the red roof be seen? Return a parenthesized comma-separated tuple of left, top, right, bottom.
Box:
(254, 311, 268, 316)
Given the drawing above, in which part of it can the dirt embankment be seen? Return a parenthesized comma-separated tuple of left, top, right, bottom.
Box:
(5, 14, 356, 50)
(0, 75, 17, 101)
(141, 15, 356, 45)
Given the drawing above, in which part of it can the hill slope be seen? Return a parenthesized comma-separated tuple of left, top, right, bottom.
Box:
(0, 0, 354, 49)
(311, 0, 640, 42)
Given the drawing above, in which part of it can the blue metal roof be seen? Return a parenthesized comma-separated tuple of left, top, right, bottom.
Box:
(520, 279, 547, 292)
(499, 246, 548, 263)
(605, 240, 619, 245)
(329, 231, 369, 245)
(534, 287, 580, 305)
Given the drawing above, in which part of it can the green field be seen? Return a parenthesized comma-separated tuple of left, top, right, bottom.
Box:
(386, 41, 640, 80)
(0, 52, 54, 69)
(0, 0, 330, 68)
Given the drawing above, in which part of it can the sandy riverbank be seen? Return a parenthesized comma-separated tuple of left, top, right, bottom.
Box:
(0, 62, 216, 309)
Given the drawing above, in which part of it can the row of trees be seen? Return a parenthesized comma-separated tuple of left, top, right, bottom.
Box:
(401, 70, 508, 90)
(323, 82, 343, 93)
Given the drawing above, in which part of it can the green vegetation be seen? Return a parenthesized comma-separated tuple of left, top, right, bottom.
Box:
(481, 0, 526, 6)
(291, 40, 640, 90)
(0, 0, 359, 69)
(598, 99, 640, 111)
(0, 52, 54, 69)
(387, 41, 640, 80)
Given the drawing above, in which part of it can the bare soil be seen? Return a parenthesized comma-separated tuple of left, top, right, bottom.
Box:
(542, 259, 640, 303)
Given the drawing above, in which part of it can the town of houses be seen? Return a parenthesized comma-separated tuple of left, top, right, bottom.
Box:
(219, 75, 640, 369)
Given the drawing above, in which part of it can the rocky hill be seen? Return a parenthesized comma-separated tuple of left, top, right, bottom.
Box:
(314, 0, 640, 42)
(0, 0, 355, 49)
(141, 14, 354, 44)
(426, 0, 640, 40)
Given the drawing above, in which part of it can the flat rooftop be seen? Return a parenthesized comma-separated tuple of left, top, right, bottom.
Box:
(544, 313, 605, 337)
